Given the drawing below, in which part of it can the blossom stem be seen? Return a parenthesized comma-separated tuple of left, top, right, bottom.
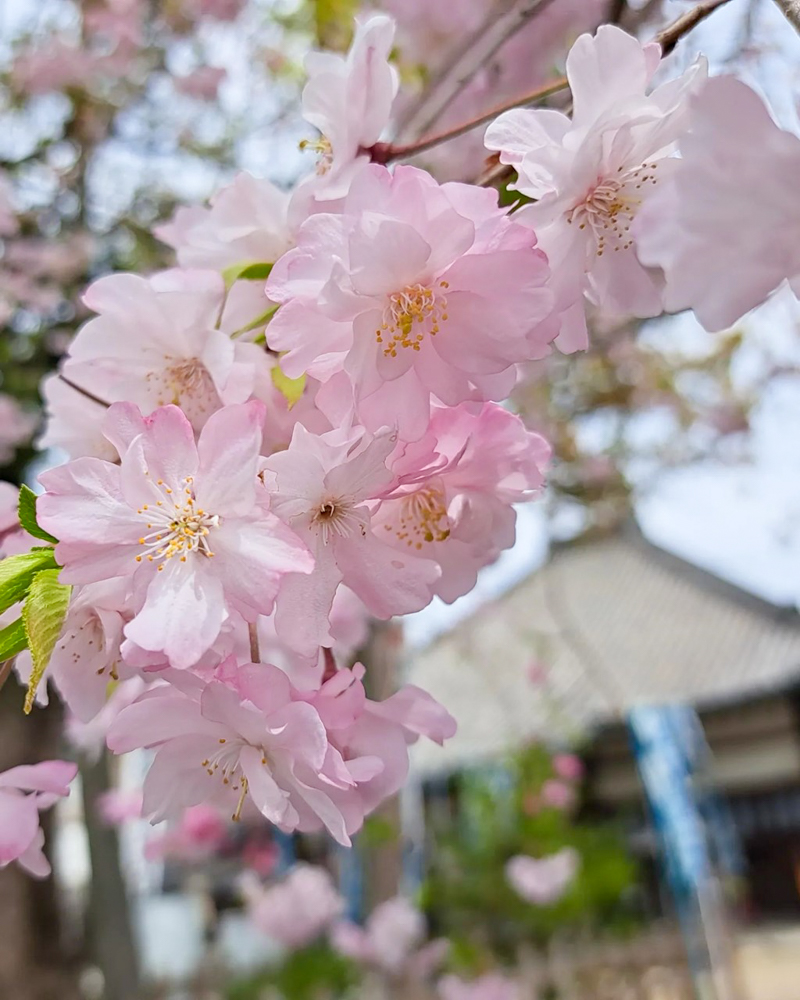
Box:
(773, 0, 800, 31)
(248, 622, 261, 664)
(58, 373, 111, 409)
(374, 0, 732, 167)
(322, 647, 337, 682)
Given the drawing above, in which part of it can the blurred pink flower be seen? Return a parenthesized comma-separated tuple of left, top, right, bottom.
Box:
(181, 0, 246, 21)
(505, 848, 579, 906)
(243, 864, 344, 949)
(331, 896, 447, 977)
(540, 779, 576, 811)
(145, 804, 227, 861)
(0, 174, 18, 237)
(552, 754, 583, 782)
(0, 761, 78, 878)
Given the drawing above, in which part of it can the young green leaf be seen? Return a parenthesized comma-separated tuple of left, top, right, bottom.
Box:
(0, 548, 58, 616)
(22, 568, 72, 714)
(0, 618, 28, 661)
(17, 484, 59, 545)
(222, 260, 274, 288)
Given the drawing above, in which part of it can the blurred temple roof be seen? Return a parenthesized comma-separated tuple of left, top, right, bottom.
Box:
(407, 525, 800, 776)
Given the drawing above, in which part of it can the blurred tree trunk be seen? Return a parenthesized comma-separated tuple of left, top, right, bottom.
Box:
(81, 751, 141, 1000)
(361, 621, 405, 909)
(0, 679, 83, 1000)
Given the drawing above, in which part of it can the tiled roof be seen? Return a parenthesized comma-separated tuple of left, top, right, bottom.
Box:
(407, 528, 800, 776)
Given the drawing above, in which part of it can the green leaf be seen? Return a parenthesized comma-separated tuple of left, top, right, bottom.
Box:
(0, 548, 58, 616)
(0, 618, 28, 661)
(230, 304, 279, 339)
(271, 367, 306, 408)
(22, 568, 71, 714)
(17, 485, 59, 545)
(222, 260, 274, 288)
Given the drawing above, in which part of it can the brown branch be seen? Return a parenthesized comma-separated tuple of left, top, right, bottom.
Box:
(379, 0, 733, 168)
(773, 0, 800, 32)
(371, 76, 569, 165)
(655, 0, 734, 55)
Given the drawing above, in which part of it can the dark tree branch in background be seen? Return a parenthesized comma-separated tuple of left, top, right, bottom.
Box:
(0, 660, 14, 698)
(376, 0, 734, 169)
(396, 0, 559, 141)
(773, 0, 800, 31)
(607, 0, 628, 25)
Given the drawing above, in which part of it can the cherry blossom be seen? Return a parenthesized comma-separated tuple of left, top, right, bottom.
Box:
(298, 15, 398, 200)
(61, 269, 270, 431)
(332, 896, 447, 976)
(485, 25, 706, 347)
(635, 76, 800, 331)
(38, 402, 312, 669)
(242, 864, 344, 949)
(0, 761, 78, 878)
(263, 424, 439, 656)
(144, 804, 227, 861)
(505, 848, 580, 905)
(107, 666, 356, 844)
(552, 753, 584, 781)
(267, 165, 553, 440)
(375, 402, 550, 602)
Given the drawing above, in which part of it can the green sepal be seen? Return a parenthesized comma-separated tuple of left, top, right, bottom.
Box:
(17, 485, 59, 545)
(22, 568, 72, 714)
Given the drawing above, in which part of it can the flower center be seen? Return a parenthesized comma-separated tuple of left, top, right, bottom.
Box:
(135, 475, 219, 569)
(299, 135, 333, 175)
(310, 496, 367, 545)
(200, 738, 265, 821)
(376, 281, 449, 358)
(384, 487, 450, 549)
(566, 162, 660, 256)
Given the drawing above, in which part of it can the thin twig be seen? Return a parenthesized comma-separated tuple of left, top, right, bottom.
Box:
(655, 0, 734, 55)
(322, 646, 337, 682)
(398, 0, 559, 142)
(58, 372, 111, 409)
(248, 622, 261, 663)
(772, 0, 800, 31)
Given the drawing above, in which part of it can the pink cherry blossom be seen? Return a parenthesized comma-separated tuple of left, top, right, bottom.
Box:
(485, 25, 706, 346)
(552, 753, 583, 782)
(375, 402, 550, 602)
(635, 76, 800, 331)
(38, 402, 312, 670)
(332, 896, 443, 975)
(0, 761, 78, 878)
(267, 165, 553, 440)
(242, 864, 344, 949)
(65, 677, 147, 761)
(263, 425, 439, 656)
(48, 580, 133, 723)
(63, 269, 270, 431)
(180, 0, 246, 22)
(156, 173, 291, 272)
(439, 973, 518, 1000)
(505, 848, 579, 905)
(0, 173, 18, 237)
(107, 667, 356, 844)
(299, 15, 398, 200)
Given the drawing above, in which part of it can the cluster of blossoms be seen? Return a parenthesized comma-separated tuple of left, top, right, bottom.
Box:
(1, 8, 797, 875)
